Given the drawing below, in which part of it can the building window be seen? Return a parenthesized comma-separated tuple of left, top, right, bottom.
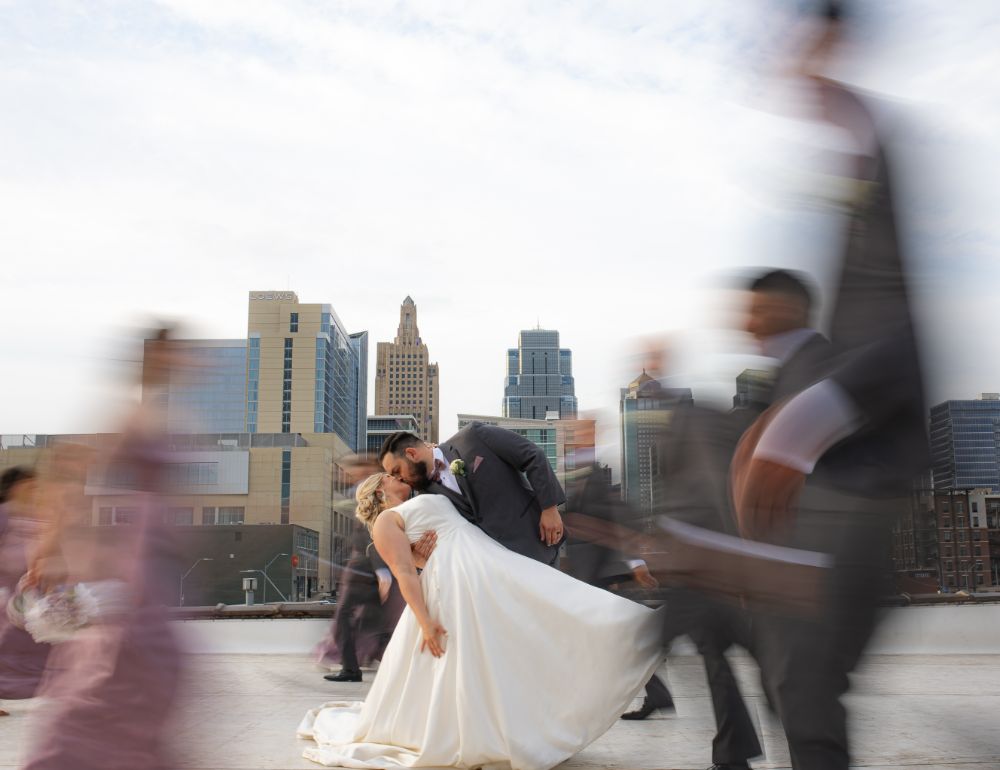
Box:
(202, 506, 217, 525)
(113, 507, 137, 525)
(167, 507, 194, 525)
(98, 507, 113, 526)
(282, 338, 293, 433)
(281, 449, 291, 525)
(218, 506, 245, 525)
(290, 312, 299, 332)
(167, 462, 219, 487)
(247, 336, 261, 433)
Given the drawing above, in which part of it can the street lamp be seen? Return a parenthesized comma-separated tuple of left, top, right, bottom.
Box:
(263, 552, 290, 604)
(179, 558, 213, 607)
(240, 568, 288, 602)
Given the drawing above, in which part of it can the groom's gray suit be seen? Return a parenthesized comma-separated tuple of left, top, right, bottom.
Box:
(423, 421, 567, 566)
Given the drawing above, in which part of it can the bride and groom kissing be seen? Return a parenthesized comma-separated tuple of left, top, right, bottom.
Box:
(297, 422, 666, 769)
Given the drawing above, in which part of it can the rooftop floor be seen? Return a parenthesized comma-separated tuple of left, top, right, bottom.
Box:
(3, 651, 999, 770)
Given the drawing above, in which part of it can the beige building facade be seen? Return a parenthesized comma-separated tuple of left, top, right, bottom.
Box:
(374, 297, 440, 442)
(0, 431, 358, 596)
(246, 291, 367, 452)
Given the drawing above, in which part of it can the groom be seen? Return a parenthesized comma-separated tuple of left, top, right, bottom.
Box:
(378, 423, 567, 566)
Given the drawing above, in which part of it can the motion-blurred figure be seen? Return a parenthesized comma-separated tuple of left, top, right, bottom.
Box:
(562, 448, 674, 721)
(0, 468, 51, 718)
(318, 454, 426, 682)
(19, 328, 185, 770)
(730, 5, 929, 768)
(319, 524, 408, 683)
(651, 394, 764, 770)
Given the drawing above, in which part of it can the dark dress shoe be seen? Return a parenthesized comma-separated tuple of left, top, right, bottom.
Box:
(620, 696, 675, 720)
(706, 763, 751, 769)
(324, 670, 362, 682)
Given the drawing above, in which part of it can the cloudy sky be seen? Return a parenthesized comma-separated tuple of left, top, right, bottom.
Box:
(2, 1, 999, 470)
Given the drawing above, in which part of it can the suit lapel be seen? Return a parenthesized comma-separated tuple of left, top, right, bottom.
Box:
(424, 482, 472, 517)
(442, 444, 480, 520)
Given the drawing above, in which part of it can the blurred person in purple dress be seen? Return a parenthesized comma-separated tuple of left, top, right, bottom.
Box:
(0, 467, 51, 717)
(19, 328, 185, 770)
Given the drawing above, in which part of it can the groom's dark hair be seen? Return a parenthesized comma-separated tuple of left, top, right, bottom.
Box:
(379, 431, 423, 463)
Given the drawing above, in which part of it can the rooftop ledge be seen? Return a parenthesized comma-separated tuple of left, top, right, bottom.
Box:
(171, 602, 1000, 657)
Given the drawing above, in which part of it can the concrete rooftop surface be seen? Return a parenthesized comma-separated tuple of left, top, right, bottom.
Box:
(2, 608, 1000, 770)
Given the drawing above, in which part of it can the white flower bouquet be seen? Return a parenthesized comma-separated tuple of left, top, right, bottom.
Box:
(6, 578, 131, 644)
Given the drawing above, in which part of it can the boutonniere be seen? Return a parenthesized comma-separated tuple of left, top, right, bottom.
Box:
(449, 459, 466, 477)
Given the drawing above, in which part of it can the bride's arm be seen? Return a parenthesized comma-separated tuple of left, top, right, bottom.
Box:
(372, 511, 446, 657)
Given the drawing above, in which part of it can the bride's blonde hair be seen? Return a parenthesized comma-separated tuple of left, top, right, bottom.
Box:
(355, 472, 389, 534)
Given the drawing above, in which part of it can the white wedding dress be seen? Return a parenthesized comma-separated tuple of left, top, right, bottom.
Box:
(297, 494, 664, 770)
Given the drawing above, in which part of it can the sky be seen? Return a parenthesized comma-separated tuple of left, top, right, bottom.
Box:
(2, 1, 999, 472)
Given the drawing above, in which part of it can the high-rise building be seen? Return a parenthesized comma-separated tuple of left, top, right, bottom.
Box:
(367, 414, 419, 456)
(930, 394, 1000, 493)
(374, 297, 440, 442)
(245, 291, 367, 451)
(502, 329, 577, 421)
(350, 332, 369, 452)
(143, 339, 247, 433)
(619, 371, 692, 513)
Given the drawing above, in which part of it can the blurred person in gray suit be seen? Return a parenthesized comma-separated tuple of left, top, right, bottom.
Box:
(730, 5, 929, 768)
(562, 449, 675, 722)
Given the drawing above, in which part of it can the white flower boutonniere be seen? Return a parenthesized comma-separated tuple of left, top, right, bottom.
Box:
(449, 459, 466, 477)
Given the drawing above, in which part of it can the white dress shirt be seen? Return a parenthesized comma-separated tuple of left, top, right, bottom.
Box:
(433, 446, 463, 495)
(752, 328, 864, 474)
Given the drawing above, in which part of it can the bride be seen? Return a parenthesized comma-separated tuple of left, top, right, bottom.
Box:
(297, 472, 665, 770)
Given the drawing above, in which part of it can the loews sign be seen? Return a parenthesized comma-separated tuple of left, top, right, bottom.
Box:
(249, 291, 296, 301)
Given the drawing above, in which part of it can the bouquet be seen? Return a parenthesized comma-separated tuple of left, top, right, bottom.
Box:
(6, 578, 130, 643)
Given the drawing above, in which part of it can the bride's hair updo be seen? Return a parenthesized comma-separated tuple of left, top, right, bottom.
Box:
(355, 472, 389, 533)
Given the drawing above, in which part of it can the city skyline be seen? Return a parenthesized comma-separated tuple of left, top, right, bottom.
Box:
(3, 2, 1000, 479)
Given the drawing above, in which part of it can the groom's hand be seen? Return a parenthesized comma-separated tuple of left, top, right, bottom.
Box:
(411, 531, 437, 569)
(631, 564, 659, 590)
(539, 507, 564, 547)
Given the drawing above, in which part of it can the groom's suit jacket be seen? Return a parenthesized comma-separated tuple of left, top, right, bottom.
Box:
(422, 421, 566, 566)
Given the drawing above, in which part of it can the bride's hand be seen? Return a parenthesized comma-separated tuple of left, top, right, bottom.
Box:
(419, 620, 447, 657)
(411, 531, 437, 569)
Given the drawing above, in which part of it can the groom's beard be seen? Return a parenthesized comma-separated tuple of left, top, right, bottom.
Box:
(406, 457, 433, 492)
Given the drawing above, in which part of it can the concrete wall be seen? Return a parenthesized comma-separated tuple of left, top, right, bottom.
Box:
(173, 604, 1000, 656)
